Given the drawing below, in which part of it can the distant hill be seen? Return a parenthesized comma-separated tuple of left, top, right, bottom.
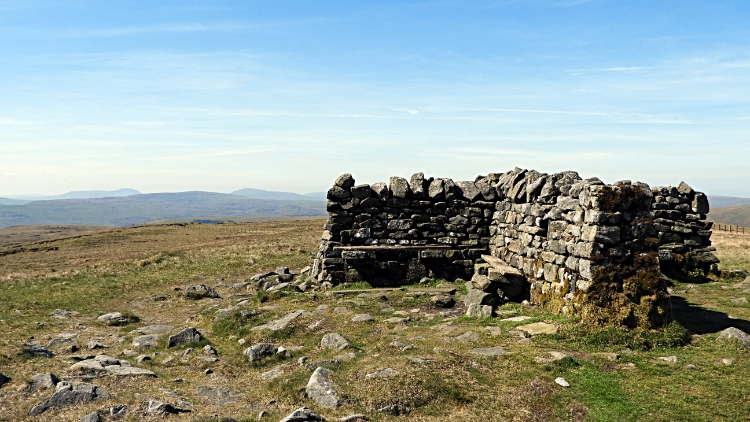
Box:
(707, 205, 750, 228)
(708, 196, 750, 208)
(1, 188, 141, 202)
(0, 192, 326, 228)
(232, 188, 326, 201)
(0, 198, 32, 206)
(145, 215, 325, 224)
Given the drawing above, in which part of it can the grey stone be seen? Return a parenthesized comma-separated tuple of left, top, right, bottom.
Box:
(677, 181, 694, 196)
(352, 313, 374, 322)
(328, 185, 350, 201)
(554, 377, 570, 387)
(51, 309, 79, 319)
(244, 343, 276, 361)
(389, 176, 410, 198)
(196, 385, 244, 405)
(409, 172, 426, 198)
(389, 341, 415, 351)
(335, 173, 355, 189)
(340, 414, 369, 422)
(110, 404, 127, 417)
(23, 343, 54, 358)
(717, 327, 750, 348)
(78, 412, 102, 422)
(136, 355, 152, 363)
(29, 382, 110, 416)
(471, 346, 509, 357)
(260, 365, 284, 380)
(97, 312, 129, 326)
(168, 327, 202, 347)
(581, 224, 620, 245)
(306, 367, 343, 408)
(183, 284, 220, 300)
(463, 289, 498, 308)
(251, 310, 311, 331)
(147, 399, 189, 414)
(428, 179, 445, 199)
(106, 366, 156, 377)
(320, 333, 351, 350)
(453, 331, 481, 343)
(466, 303, 493, 318)
(88, 340, 110, 350)
(692, 192, 709, 214)
(47, 336, 77, 348)
(431, 294, 455, 308)
(31, 373, 59, 389)
(455, 181, 481, 201)
(306, 359, 342, 371)
(516, 322, 558, 336)
(132, 325, 173, 334)
(279, 407, 326, 422)
(365, 368, 398, 378)
(371, 182, 390, 201)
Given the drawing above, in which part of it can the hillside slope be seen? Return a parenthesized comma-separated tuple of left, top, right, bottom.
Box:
(707, 205, 750, 227)
(232, 188, 326, 201)
(0, 192, 326, 228)
(708, 196, 750, 208)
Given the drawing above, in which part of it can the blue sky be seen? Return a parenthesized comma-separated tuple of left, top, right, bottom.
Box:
(1, 0, 749, 196)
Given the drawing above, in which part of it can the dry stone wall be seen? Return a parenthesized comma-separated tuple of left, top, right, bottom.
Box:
(311, 168, 718, 328)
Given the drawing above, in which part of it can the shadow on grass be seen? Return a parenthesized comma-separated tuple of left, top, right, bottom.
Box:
(671, 295, 750, 334)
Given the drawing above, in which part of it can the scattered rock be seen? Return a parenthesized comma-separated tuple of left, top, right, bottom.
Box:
(24, 343, 54, 358)
(470, 346, 509, 357)
(384, 317, 409, 324)
(132, 325, 173, 334)
(378, 303, 395, 312)
(717, 327, 750, 348)
(619, 362, 637, 370)
(306, 367, 343, 408)
(658, 356, 678, 363)
(554, 377, 570, 387)
(592, 352, 620, 361)
(340, 414, 368, 422)
(685, 364, 697, 369)
(366, 368, 398, 378)
(110, 404, 128, 417)
(352, 313, 374, 322)
(500, 316, 533, 322)
(260, 365, 285, 380)
(184, 284, 220, 300)
(87, 340, 110, 350)
(306, 359, 342, 371)
(336, 352, 357, 361)
(196, 386, 244, 405)
(534, 351, 570, 364)
(485, 326, 502, 336)
(244, 343, 277, 361)
(136, 355, 152, 364)
(722, 358, 735, 366)
(278, 407, 325, 422)
(376, 404, 400, 416)
(168, 327, 202, 347)
(132, 334, 163, 350)
(97, 312, 131, 326)
(452, 331, 481, 343)
(47, 335, 77, 349)
(31, 373, 59, 390)
(204, 345, 217, 355)
(408, 356, 435, 365)
(29, 381, 110, 416)
(78, 412, 102, 422)
(466, 303, 493, 318)
(516, 322, 558, 336)
(251, 310, 311, 331)
(51, 309, 79, 319)
(390, 341, 415, 351)
(320, 333, 351, 350)
(147, 399, 190, 414)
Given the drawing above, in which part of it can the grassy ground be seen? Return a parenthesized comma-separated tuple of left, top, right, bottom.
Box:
(0, 221, 749, 421)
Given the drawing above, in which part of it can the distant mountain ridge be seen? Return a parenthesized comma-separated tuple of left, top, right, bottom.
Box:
(231, 188, 326, 201)
(1, 188, 141, 203)
(0, 191, 325, 228)
(708, 195, 750, 208)
(707, 204, 750, 228)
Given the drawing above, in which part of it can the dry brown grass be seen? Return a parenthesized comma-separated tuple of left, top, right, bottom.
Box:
(710, 231, 750, 271)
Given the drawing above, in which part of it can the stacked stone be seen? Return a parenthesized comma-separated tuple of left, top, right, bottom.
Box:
(312, 172, 497, 284)
(488, 168, 658, 312)
(650, 181, 718, 270)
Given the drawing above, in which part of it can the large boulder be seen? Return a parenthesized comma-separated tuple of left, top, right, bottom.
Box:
(320, 333, 351, 350)
(29, 382, 110, 416)
(717, 327, 750, 349)
(389, 177, 410, 198)
(183, 284, 220, 300)
(243, 343, 276, 361)
(279, 407, 326, 422)
(306, 367, 343, 408)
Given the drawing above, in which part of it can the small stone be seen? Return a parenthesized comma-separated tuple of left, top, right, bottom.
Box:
(389, 341, 415, 351)
(168, 327, 201, 348)
(500, 316, 534, 322)
(620, 362, 637, 370)
(591, 352, 620, 361)
(136, 355, 151, 364)
(78, 412, 102, 422)
(384, 317, 409, 324)
(147, 399, 189, 414)
(260, 365, 284, 380)
(658, 356, 678, 363)
(722, 358, 735, 366)
(453, 331, 481, 343)
(183, 284, 220, 300)
(87, 340, 110, 350)
(203, 345, 217, 355)
(258, 410, 267, 420)
(340, 414, 369, 422)
(471, 346, 509, 357)
(97, 312, 130, 326)
(554, 377, 570, 387)
(485, 327, 502, 336)
(132, 334, 163, 350)
(516, 322, 558, 336)
(23, 343, 54, 358)
(408, 356, 434, 365)
(31, 373, 59, 389)
(51, 309, 79, 319)
(466, 303, 493, 318)
(244, 343, 276, 361)
(336, 352, 357, 361)
(320, 333, 351, 350)
(278, 407, 325, 422)
(685, 364, 697, 369)
(534, 351, 570, 364)
(110, 404, 127, 417)
(251, 310, 311, 331)
(366, 368, 399, 378)
(352, 313, 374, 322)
